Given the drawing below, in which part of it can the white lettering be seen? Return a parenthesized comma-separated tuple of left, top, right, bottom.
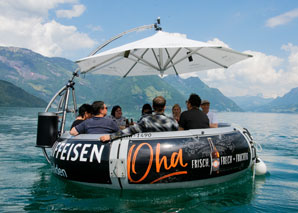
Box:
(221, 155, 233, 165)
(71, 143, 82, 161)
(192, 158, 209, 168)
(60, 143, 70, 160)
(236, 153, 249, 162)
(53, 164, 68, 178)
(55, 142, 65, 158)
(66, 143, 75, 161)
(90, 145, 104, 163)
(80, 144, 92, 162)
(52, 142, 61, 157)
(53, 142, 105, 164)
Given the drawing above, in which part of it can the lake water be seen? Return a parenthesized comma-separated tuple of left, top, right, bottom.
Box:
(0, 107, 297, 212)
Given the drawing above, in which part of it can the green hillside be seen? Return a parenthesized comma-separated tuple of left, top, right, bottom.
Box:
(0, 80, 47, 107)
(1, 46, 244, 112)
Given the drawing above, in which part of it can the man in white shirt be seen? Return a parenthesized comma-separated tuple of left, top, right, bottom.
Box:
(201, 100, 218, 128)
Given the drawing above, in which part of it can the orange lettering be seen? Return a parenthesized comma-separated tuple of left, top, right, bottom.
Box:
(127, 142, 188, 184)
(127, 143, 153, 183)
(156, 143, 188, 173)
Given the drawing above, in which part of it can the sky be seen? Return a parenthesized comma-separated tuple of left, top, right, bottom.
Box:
(0, 0, 298, 98)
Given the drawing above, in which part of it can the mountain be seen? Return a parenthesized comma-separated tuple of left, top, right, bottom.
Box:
(76, 75, 187, 112)
(229, 95, 274, 111)
(0, 46, 77, 102)
(163, 76, 243, 111)
(0, 80, 47, 107)
(255, 87, 298, 113)
(0, 46, 242, 112)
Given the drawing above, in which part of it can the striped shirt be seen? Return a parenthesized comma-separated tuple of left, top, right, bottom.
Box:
(111, 112, 178, 139)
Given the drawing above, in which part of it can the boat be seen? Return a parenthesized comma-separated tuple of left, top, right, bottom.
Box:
(36, 19, 266, 190)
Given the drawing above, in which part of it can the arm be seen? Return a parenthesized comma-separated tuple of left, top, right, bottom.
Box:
(70, 127, 79, 136)
(210, 123, 218, 128)
(100, 121, 144, 142)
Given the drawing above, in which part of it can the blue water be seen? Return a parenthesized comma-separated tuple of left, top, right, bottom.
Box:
(0, 107, 298, 212)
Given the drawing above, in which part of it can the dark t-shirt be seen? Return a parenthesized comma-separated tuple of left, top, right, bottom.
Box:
(179, 108, 210, 130)
(70, 119, 84, 129)
(75, 117, 119, 134)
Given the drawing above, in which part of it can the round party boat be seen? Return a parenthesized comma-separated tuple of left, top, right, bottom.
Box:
(36, 19, 266, 190)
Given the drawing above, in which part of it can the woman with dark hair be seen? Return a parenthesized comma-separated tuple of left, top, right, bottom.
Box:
(108, 105, 127, 129)
(141, 103, 152, 115)
(138, 103, 152, 122)
(70, 104, 93, 129)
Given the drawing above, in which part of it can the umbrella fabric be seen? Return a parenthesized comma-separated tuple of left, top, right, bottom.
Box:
(76, 31, 252, 77)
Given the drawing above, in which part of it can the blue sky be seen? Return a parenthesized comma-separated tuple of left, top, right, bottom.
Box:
(1, 0, 298, 98)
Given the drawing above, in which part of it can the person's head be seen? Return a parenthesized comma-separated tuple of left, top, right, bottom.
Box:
(78, 104, 93, 120)
(187, 93, 201, 109)
(172, 104, 181, 116)
(141, 103, 152, 115)
(152, 96, 166, 113)
(201, 100, 210, 114)
(111, 105, 122, 119)
(92, 101, 108, 116)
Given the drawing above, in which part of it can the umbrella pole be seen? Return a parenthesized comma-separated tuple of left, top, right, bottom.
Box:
(88, 18, 162, 56)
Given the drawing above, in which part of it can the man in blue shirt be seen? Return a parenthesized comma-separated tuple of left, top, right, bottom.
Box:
(70, 101, 119, 135)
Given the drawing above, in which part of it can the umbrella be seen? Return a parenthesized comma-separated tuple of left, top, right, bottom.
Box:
(76, 31, 252, 77)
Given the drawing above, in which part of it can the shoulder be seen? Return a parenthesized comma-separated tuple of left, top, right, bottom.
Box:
(106, 115, 115, 121)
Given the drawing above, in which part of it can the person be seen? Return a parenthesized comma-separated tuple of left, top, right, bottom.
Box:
(70, 101, 119, 135)
(107, 105, 127, 130)
(100, 96, 178, 142)
(172, 104, 181, 122)
(70, 104, 93, 129)
(141, 103, 152, 115)
(179, 93, 209, 130)
(137, 103, 152, 122)
(201, 100, 218, 128)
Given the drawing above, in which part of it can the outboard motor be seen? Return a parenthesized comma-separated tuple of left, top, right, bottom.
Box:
(36, 112, 59, 148)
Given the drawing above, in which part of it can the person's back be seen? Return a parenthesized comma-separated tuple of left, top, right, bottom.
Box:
(70, 101, 119, 135)
(179, 94, 209, 130)
(179, 108, 209, 130)
(125, 112, 178, 134)
(75, 117, 119, 134)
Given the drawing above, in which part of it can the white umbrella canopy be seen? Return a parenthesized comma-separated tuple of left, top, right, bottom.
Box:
(76, 31, 252, 77)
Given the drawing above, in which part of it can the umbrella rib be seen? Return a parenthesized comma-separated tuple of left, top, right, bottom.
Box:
(163, 48, 181, 69)
(165, 48, 179, 75)
(151, 49, 162, 70)
(159, 48, 163, 69)
(187, 47, 228, 68)
(214, 47, 253, 57)
(166, 47, 202, 70)
(81, 53, 122, 73)
(130, 52, 161, 71)
(123, 49, 149, 78)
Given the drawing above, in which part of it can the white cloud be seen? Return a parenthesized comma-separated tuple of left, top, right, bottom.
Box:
(0, 0, 78, 18)
(207, 38, 230, 48)
(0, 0, 96, 59)
(266, 8, 298, 28)
(181, 39, 298, 98)
(87, 24, 103, 32)
(56, 4, 86, 19)
(282, 43, 298, 84)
